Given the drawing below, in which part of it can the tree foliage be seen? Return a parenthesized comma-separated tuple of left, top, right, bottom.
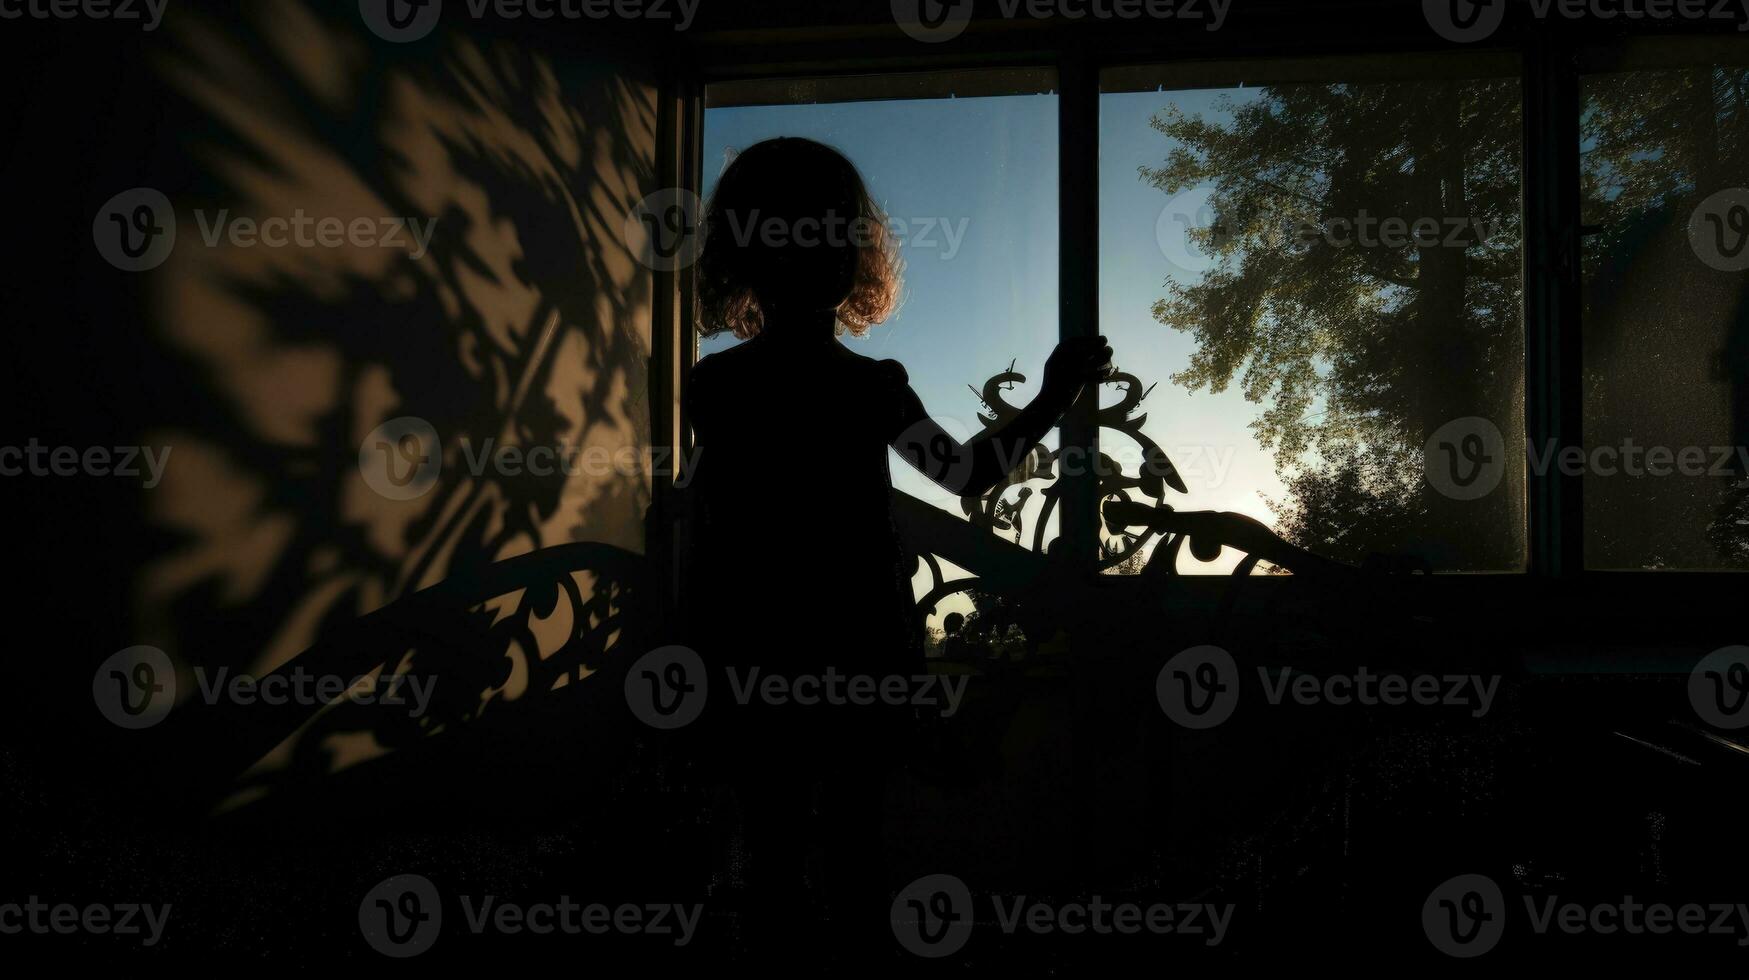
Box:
(1141, 61, 1749, 569)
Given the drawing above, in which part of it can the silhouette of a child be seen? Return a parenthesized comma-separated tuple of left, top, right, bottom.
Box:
(683, 136, 1110, 958)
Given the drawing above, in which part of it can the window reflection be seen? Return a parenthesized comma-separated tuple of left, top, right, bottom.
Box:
(1101, 56, 1526, 573)
(1581, 44, 1749, 570)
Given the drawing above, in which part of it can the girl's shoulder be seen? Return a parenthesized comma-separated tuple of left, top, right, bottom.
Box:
(834, 347, 909, 386)
(687, 338, 761, 394)
(689, 340, 910, 395)
(842, 353, 914, 435)
(690, 338, 756, 375)
(872, 356, 909, 386)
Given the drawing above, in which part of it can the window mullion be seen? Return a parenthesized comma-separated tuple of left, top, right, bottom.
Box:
(1522, 35, 1585, 578)
(1058, 50, 1101, 571)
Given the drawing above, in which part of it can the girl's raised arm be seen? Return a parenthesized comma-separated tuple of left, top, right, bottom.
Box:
(890, 336, 1113, 498)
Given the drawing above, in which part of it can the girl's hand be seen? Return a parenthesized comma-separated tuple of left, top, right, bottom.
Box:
(1042, 335, 1115, 404)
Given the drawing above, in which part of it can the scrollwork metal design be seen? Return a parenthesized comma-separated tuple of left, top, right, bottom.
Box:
(912, 362, 1206, 617)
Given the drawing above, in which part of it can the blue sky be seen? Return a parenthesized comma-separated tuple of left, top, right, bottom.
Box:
(699, 85, 1286, 587)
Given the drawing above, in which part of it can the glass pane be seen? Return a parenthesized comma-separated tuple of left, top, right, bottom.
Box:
(697, 72, 1060, 633)
(1580, 43, 1749, 570)
(1099, 55, 1526, 574)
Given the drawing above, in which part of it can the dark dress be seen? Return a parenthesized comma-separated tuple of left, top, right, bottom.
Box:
(681, 332, 923, 951)
(684, 333, 923, 689)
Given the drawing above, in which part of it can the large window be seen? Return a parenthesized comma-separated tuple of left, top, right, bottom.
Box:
(1101, 56, 1527, 573)
(684, 40, 1749, 582)
(1580, 41, 1749, 570)
(701, 71, 1060, 541)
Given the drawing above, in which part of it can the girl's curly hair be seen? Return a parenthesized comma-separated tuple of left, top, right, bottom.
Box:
(695, 137, 903, 339)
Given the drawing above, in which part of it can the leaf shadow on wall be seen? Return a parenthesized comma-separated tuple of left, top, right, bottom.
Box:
(130, 1, 665, 817)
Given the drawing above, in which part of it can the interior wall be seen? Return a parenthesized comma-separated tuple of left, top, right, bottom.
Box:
(0, 0, 663, 812)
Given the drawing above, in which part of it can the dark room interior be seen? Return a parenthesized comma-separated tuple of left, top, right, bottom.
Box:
(2, 0, 1748, 968)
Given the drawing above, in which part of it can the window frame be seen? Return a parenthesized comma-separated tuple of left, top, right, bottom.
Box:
(651, 17, 1749, 630)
